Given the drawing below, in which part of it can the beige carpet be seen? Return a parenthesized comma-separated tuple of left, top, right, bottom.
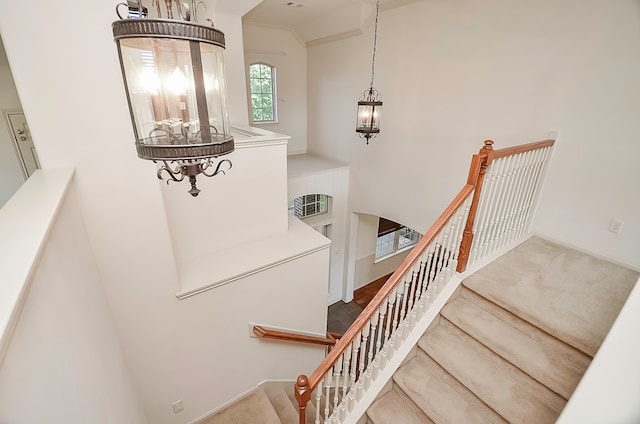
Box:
(199, 389, 282, 424)
(464, 236, 638, 357)
(202, 236, 638, 424)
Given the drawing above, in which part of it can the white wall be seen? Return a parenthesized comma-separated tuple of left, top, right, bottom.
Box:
(556, 276, 640, 424)
(216, 10, 250, 126)
(0, 186, 147, 424)
(0, 63, 25, 208)
(353, 213, 411, 290)
(162, 138, 289, 271)
(307, 0, 640, 269)
(288, 163, 349, 303)
(0, 2, 330, 424)
(243, 24, 308, 154)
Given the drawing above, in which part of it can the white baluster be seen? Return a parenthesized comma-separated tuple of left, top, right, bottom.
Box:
(315, 380, 322, 424)
(436, 223, 451, 290)
(324, 371, 331, 422)
(406, 267, 419, 327)
(373, 301, 386, 374)
(397, 275, 410, 339)
(341, 342, 351, 416)
(415, 256, 429, 318)
(429, 242, 442, 295)
(387, 287, 402, 359)
(349, 331, 361, 403)
(331, 356, 343, 423)
(422, 246, 435, 305)
(365, 311, 378, 389)
(357, 324, 369, 395)
(380, 293, 394, 366)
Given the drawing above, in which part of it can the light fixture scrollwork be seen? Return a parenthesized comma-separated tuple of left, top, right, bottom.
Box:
(112, 0, 234, 196)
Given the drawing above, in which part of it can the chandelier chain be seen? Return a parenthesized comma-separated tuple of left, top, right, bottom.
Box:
(369, 0, 381, 91)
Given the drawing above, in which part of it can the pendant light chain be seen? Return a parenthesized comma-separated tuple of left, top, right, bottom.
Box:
(356, 0, 383, 143)
(369, 0, 381, 91)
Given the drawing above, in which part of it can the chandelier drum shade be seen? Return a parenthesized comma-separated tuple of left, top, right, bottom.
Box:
(112, 0, 234, 196)
(356, 87, 382, 141)
(356, 0, 383, 144)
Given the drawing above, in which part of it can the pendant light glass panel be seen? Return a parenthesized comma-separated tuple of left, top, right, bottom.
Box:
(115, 28, 232, 161)
(356, 100, 382, 136)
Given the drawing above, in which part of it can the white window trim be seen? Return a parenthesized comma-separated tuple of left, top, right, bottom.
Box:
(248, 63, 278, 125)
(374, 226, 421, 263)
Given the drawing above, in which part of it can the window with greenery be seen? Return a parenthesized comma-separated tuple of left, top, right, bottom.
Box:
(249, 63, 277, 123)
(375, 218, 421, 259)
(288, 194, 328, 219)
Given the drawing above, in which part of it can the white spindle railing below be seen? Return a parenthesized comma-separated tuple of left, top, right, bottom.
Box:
(468, 141, 554, 266)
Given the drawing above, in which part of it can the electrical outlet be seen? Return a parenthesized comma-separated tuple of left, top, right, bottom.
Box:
(172, 400, 184, 414)
(608, 219, 624, 234)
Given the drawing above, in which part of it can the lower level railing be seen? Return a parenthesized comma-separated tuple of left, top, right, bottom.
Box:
(295, 137, 555, 424)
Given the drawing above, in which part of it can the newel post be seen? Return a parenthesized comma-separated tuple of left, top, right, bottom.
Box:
(457, 140, 494, 272)
(295, 375, 311, 424)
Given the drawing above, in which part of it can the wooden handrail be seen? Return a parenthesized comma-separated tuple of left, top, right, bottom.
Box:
(489, 139, 555, 162)
(252, 326, 337, 347)
(295, 138, 556, 424)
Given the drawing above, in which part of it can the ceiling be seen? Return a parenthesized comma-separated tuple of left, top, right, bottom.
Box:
(243, 0, 376, 28)
(242, 0, 415, 43)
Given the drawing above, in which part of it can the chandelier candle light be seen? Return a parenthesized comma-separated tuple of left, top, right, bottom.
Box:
(356, 0, 383, 144)
(112, 0, 234, 197)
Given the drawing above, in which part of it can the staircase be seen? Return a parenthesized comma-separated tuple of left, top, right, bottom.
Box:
(201, 237, 638, 424)
(367, 285, 586, 423)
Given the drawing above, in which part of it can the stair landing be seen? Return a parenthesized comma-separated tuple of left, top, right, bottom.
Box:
(366, 236, 637, 424)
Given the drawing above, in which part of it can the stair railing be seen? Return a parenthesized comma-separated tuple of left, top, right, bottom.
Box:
(458, 139, 555, 270)
(252, 325, 338, 347)
(295, 138, 555, 424)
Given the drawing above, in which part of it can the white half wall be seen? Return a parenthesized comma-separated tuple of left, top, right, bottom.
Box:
(0, 185, 147, 424)
(556, 276, 640, 424)
(288, 155, 349, 304)
(306, 0, 640, 269)
(243, 24, 308, 154)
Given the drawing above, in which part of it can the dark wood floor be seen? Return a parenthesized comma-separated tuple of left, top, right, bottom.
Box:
(327, 273, 392, 335)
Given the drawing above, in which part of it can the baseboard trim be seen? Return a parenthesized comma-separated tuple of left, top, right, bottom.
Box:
(188, 386, 259, 424)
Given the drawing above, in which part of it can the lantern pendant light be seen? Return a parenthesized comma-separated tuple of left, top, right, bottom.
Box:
(356, 0, 383, 144)
(112, 0, 234, 197)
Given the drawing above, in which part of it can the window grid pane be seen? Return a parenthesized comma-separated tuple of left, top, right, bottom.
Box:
(288, 194, 328, 219)
(249, 63, 276, 123)
(376, 225, 422, 259)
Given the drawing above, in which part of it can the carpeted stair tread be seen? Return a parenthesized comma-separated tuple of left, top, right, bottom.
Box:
(201, 388, 282, 424)
(394, 352, 507, 423)
(268, 388, 299, 424)
(367, 387, 434, 424)
(442, 287, 591, 399)
(463, 236, 638, 357)
(420, 319, 565, 424)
